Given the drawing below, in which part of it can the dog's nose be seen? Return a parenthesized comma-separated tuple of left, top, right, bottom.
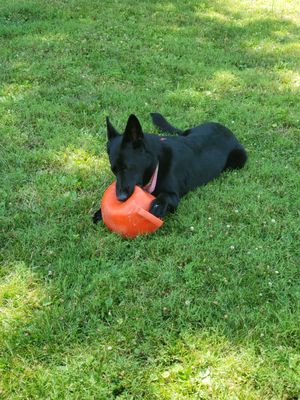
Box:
(117, 192, 129, 202)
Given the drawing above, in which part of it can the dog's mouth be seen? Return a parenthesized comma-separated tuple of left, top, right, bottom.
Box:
(117, 192, 130, 202)
(116, 187, 135, 202)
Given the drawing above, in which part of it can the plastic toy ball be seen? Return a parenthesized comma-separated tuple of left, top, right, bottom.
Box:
(101, 182, 163, 238)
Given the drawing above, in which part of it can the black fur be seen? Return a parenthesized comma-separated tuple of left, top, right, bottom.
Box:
(93, 113, 247, 222)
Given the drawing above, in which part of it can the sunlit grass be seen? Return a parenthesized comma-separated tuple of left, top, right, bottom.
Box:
(151, 335, 267, 399)
(0, 263, 44, 343)
(0, 82, 34, 104)
(53, 148, 109, 174)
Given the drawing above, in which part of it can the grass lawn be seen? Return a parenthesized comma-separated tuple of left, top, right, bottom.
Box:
(1, 0, 300, 398)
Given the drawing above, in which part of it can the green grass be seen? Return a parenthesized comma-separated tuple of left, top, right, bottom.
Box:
(1, 0, 300, 398)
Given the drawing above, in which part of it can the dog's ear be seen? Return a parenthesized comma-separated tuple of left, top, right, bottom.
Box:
(123, 114, 144, 144)
(106, 117, 119, 140)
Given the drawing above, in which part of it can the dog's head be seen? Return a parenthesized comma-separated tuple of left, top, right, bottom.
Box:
(106, 114, 156, 201)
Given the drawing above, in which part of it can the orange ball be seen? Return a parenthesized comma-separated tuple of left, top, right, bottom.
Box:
(101, 182, 163, 238)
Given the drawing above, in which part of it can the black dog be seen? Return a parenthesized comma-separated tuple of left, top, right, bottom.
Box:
(93, 113, 247, 223)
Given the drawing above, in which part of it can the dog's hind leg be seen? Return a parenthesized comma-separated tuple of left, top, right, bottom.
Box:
(150, 113, 183, 135)
(224, 147, 247, 170)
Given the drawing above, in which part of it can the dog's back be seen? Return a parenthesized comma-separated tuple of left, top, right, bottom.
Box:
(151, 113, 247, 195)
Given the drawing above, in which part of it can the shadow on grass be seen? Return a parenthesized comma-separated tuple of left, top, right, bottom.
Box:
(1, 0, 300, 398)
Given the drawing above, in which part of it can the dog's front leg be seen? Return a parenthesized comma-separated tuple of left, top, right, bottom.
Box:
(93, 208, 102, 224)
(149, 192, 179, 218)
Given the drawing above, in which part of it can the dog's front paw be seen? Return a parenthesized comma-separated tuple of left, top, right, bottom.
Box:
(149, 198, 168, 218)
(93, 209, 102, 224)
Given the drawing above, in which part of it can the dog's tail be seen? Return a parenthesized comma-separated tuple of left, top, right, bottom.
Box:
(224, 146, 248, 170)
(150, 113, 183, 135)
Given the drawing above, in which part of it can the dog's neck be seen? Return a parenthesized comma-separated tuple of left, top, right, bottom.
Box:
(142, 134, 168, 193)
(143, 163, 159, 193)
